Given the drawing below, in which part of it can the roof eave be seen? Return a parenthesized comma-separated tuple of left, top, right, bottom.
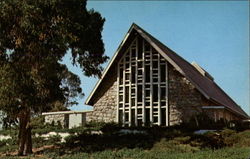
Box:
(85, 24, 138, 105)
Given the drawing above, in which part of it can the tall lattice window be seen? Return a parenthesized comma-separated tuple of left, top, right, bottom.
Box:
(117, 36, 168, 126)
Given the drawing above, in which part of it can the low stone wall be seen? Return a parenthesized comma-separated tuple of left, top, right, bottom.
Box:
(43, 111, 92, 128)
(44, 114, 65, 127)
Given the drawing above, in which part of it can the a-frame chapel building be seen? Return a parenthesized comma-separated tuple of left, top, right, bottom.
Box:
(85, 23, 249, 127)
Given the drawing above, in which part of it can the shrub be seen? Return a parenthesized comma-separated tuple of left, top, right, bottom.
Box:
(0, 139, 8, 147)
(32, 122, 67, 135)
(183, 112, 217, 130)
(221, 129, 250, 147)
(220, 129, 236, 137)
(100, 122, 120, 134)
(30, 115, 45, 130)
(32, 136, 46, 148)
(0, 128, 18, 137)
(229, 120, 250, 131)
(47, 135, 62, 145)
(190, 132, 225, 149)
(67, 126, 88, 134)
(235, 130, 250, 147)
(57, 121, 63, 128)
(64, 134, 79, 148)
(0, 137, 18, 153)
(0, 144, 18, 153)
(84, 121, 107, 130)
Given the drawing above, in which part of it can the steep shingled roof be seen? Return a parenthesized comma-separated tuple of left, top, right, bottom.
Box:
(85, 23, 249, 119)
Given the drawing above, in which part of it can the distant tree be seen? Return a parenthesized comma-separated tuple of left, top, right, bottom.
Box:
(0, 111, 18, 129)
(0, 0, 107, 155)
(50, 101, 70, 112)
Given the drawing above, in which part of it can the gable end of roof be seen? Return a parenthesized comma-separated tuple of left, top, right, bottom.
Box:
(85, 23, 249, 119)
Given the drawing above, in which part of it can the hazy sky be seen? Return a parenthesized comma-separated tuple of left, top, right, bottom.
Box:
(63, 1, 249, 115)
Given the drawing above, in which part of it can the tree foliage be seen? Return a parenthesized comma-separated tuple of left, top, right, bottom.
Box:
(0, 0, 108, 155)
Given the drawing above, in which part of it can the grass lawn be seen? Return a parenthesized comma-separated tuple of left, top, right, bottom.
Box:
(57, 147, 250, 159)
(1, 147, 250, 159)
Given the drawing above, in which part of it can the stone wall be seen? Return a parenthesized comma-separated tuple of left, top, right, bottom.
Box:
(86, 62, 215, 125)
(86, 74, 117, 123)
(44, 114, 65, 127)
(168, 64, 215, 125)
(86, 61, 240, 126)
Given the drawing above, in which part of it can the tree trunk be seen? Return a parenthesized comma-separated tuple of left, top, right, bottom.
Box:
(18, 111, 27, 156)
(18, 109, 32, 156)
(24, 118, 32, 154)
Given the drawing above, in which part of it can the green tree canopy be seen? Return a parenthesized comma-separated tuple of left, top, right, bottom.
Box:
(0, 0, 108, 155)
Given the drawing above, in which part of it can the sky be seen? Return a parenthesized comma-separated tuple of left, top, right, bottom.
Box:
(63, 1, 249, 115)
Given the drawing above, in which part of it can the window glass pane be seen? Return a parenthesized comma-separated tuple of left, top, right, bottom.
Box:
(153, 61, 158, 69)
(138, 70, 142, 75)
(132, 98, 135, 106)
(145, 109, 150, 126)
(119, 110, 123, 124)
(153, 85, 158, 102)
(145, 65, 150, 82)
(160, 65, 166, 82)
(153, 70, 158, 74)
(125, 113, 129, 122)
(131, 109, 135, 126)
(145, 90, 150, 97)
(154, 117, 158, 123)
(125, 86, 129, 103)
(119, 68, 123, 85)
(126, 56, 129, 62)
(125, 63, 129, 69)
(119, 95, 123, 101)
(137, 85, 142, 102)
(138, 36, 142, 59)
(145, 41, 150, 52)
(131, 48, 136, 57)
(161, 108, 166, 126)
(125, 73, 130, 80)
(138, 108, 142, 114)
(138, 119, 142, 127)
(132, 67, 135, 83)
(161, 88, 166, 100)
(131, 88, 135, 94)
(161, 101, 166, 106)
(152, 48, 157, 55)
(119, 103, 123, 108)
(138, 61, 142, 68)
(153, 55, 158, 59)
